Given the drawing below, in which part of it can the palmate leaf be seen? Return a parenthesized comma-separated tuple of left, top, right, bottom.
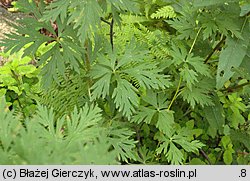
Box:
(34, 104, 65, 140)
(155, 126, 205, 164)
(132, 91, 174, 136)
(1, 13, 84, 88)
(201, 18, 218, 40)
(182, 87, 213, 108)
(0, 99, 118, 164)
(42, 0, 140, 42)
(165, 143, 184, 165)
(90, 52, 114, 100)
(132, 106, 156, 124)
(140, 90, 168, 109)
(170, 44, 210, 90)
(30, 103, 103, 144)
(156, 139, 184, 165)
(181, 77, 214, 108)
(112, 78, 139, 118)
(166, 5, 198, 40)
(90, 42, 170, 118)
(216, 19, 250, 89)
(186, 54, 211, 77)
(173, 134, 204, 153)
(37, 19, 84, 86)
(122, 62, 170, 90)
(199, 8, 242, 40)
(16, 0, 44, 18)
(66, 104, 103, 142)
(40, 44, 66, 87)
(91, 73, 112, 100)
(106, 126, 137, 162)
(156, 110, 175, 136)
(180, 68, 198, 90)
(68, 0, 103, 43)
(133, 107, 174, 136)
(167, 18, 196, 40)
(42, 0, 70, 22)
(1, 17, 53, 56)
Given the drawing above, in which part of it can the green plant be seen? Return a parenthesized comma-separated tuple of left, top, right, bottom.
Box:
(0, 0, 249, 165)
(0, 97, 118, 164)
(0, 49, 40, 118)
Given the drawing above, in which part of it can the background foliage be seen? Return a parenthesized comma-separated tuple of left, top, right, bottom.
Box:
(0, 0, 249, 165)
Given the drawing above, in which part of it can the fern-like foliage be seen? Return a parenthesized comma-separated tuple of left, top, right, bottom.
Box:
(37, 69, 89, 119)
(113, 15, 172, 60)
(135, 24, 171, 60)
(151, 5, 176, 19)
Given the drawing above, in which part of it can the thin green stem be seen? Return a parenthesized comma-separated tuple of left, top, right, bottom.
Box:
(168, 76, 182, 110)
(168, 27, 201, 110)
(188, 27, 202, 54)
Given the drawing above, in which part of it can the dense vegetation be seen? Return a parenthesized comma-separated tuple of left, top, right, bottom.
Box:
(0, 0, 249, 165)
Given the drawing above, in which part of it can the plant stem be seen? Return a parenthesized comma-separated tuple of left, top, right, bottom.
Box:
(220, 81, 250, 92)
(204, 35, 226, 64)
(101, 17, 114, 51)
(199, 149, 212, 165)
(168, 76, 182, 110)
(188, 27, 202, 54)
(168, 28, 201, 110)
